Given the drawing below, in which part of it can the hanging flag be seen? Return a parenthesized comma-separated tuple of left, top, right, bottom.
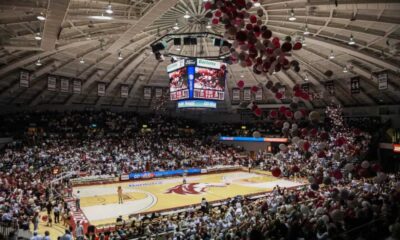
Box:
(98, 82, 106, 96)
(232, 88, 240, 101)
(60, 78, 69, 93)
(378, 72, 388, 90)
(73, 80, 81, 94)
(121, 85, 129, 98)
(243, 88, 251, 101)
(47, 75, 57, 91)
(19, 70, 30, 88)
(155, 88, 163, 98)
(325, 80, 335, 96)
(143, 87, 152, 99)
(255, 88, 263, 101)
(350, 76, 360, 94)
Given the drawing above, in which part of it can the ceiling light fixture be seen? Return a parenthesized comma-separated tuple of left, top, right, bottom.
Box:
(329, 50, 335, 59)
(343, 66, 348, 73)
(183, 11, 190, 19)
(254, 2, 261, 7)
(173, 21, 179, 30)
(348, 34, 355, 45)
(105, 2, 113, 14)
(206, 22, 211, 29)
(303, 24, 310, 35)
(301, 36, 307, 46)
(304, 73, 309, 81)
(79, 57, 85, 64)
(272, 70, 276, 75)
(176, 47, 181, 51)
(288, 9, 296, 21)
(34, 32, 42, 41)
(37, 12, 46, 21)
(36, 58, 42, 66)
(118, 50, 123, 60)
(89, 14, 113, 20)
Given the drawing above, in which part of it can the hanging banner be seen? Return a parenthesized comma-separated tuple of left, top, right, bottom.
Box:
(155, 88, 163, 98)
(243, 88, 251, 101)
(232, 88, 240, 101)
(378, 72, 388, 90)
(255, 88, 263, 101)
(98, 82, 106, 96)
(143, 87, 152, 100)
(47, 76, 57, 91)
(60, 78, 69, 93)
(73, 80, 81, 94)
(121, 85, 129, 98)
(350, 76, 360, 94)
(325, 80, 335, 96)
(301, 83, 309, 93)
(19, 70, 30, 88)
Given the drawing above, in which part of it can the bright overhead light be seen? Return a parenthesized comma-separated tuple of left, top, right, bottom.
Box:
(79, 57, 85, 64)
(348, 34, 355, 45)
(206, 22, 211, 29)
(118, 51, 123, 60)
(288, 9, 296, 21)
(329, 50, 335, 59)
(173, 21, 179, 30)
(36, 58, 42, 66)
(343, 66, 348, 73)
(183, 11, 190, 19)
(303, 24, 310, 35)
(176, 47, 181, 51)
(37, 12, 46, 21)
(272, 70, 276, 75)
(86, 35, 91, 40)
(105, 4, 113, 14)
(89, 14, 113, 20)
(304, 73, 309, 81)
(301, 37, 307, 47)
(254, 2, 261, 7)
(34, 32, 42, 41)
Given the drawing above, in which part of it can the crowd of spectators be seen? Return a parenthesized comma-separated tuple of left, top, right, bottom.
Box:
(0, 110, 399, 240)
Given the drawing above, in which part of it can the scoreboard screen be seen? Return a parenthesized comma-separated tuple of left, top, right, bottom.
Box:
(167, 58, 226, 103)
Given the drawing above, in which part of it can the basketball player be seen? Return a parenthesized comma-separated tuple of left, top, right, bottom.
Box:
(117, 186, 123, 204)
(182, 172, 187, 184)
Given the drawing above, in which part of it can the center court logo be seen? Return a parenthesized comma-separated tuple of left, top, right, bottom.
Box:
(165, 182, 228, 195)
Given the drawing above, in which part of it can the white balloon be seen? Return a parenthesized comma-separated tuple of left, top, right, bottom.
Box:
(361, 161, 370, 169)
(291, 136, 300, 144)
(291, 123, 298, 130)
(283, 122, 290, 129)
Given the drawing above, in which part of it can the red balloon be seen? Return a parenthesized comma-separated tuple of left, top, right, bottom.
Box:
(204, 2, 213, 10)
(271, 167, 281, 177)
(285, 110, 293, 118)
(301, 128, 308, 136)
(279, 106, 287, 113)
(303, 141, 311, 151)
(317, 151, 326, 158)
(310, 128, 318, 136)
(294, 90, 303, 97)
(269, 110, 278, 118)
(249, 15, 257, 24)
(214, 10, 222, 17)
(212, 18, 219, 25)
(254, 107, 262, 116)
(275, 92, 283, 99)
(237, 80, 245, 89)
(251, 86, 259, 93)
(301, 92, 310, 100)
(292, 165, 300, 173)
(293, 42, 302, 50)
(335, 137, 346, 146)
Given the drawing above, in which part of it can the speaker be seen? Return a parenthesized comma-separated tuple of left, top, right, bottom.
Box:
(173, 38, 181, 45)
(214, 38, 222, 46)
(151, 42, 165, 52)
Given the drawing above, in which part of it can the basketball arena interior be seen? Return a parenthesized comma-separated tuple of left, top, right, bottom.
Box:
(0, 0, 400, 240)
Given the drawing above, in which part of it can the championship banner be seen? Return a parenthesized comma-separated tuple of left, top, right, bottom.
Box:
(301, 83, 309, 93)
(47, 76, 57, 91)
(232, 88, 240, 101)
(155, 88, 163, 98)
(255, 88, 263, 101)
(143, 87, 152, 100)
(378, 72, 388, 90)
(325, 80, 335, 96)
(73, 80, 81, 94)
(350, 76, 361, 94)
(98, 82, 106, 96)
(19, 70, 30, 88)
(121, 85, 129, 98)
(243, 88, 251, 101)
(60, 78, 69, 93)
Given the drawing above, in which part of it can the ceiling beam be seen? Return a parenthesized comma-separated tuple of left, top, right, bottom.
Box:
(41, 0, 71, 51)
(106, 0, 179, 53)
